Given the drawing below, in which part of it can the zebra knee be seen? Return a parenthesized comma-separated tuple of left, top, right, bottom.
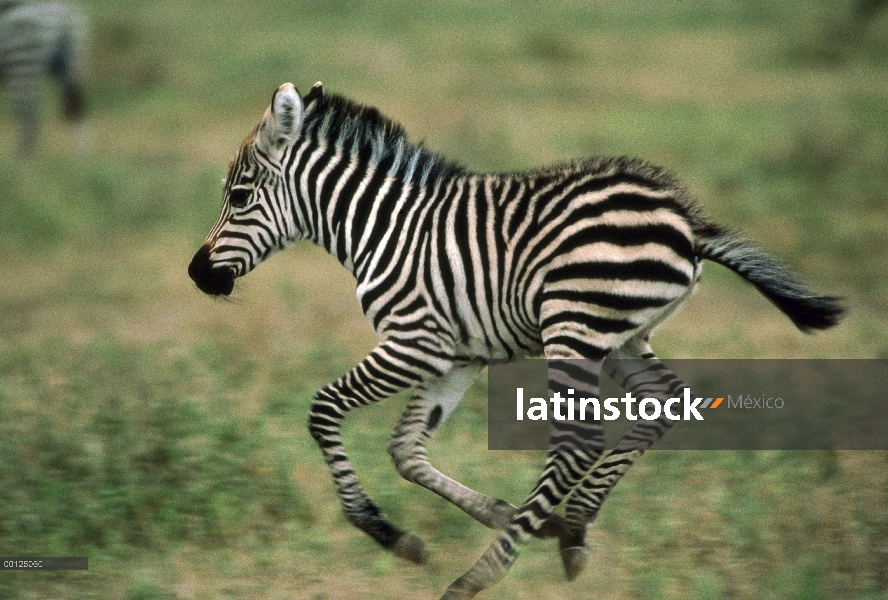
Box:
(389, 402, 441, 481)
(306, 390, 345, 442)
(388, 433, 428, 483)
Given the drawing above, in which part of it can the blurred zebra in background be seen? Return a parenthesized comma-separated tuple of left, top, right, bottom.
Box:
(0, 1, 85, 155)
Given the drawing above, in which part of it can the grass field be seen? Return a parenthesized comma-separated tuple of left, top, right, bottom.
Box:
(1, 1, 887, 598)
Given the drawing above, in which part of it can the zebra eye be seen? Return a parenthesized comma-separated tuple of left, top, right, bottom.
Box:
(228, 188, 251, 208)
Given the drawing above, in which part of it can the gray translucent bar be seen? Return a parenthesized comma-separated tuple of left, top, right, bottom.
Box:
(0, 557, 88, 570)
(488, 359, 888, 450)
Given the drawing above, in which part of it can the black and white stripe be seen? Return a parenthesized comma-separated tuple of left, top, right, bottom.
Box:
(0, 1, 85, 154)
(189, 82, 843, 599)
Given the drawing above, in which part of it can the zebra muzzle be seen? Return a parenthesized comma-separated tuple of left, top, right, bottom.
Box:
(188, 245, 235, 296)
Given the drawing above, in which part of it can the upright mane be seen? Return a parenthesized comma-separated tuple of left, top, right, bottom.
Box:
(300, 89, 467, 188)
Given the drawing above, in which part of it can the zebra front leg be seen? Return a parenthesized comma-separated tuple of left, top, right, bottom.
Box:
(440, 358, 605, 599)
(558, 342, 687, 580)
(388, 363, 572, 537)
(307, 340, 450, 564)
(388, 362, 514, 529)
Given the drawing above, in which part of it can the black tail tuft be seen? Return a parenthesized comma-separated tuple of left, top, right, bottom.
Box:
(693, 221, 845, 333)
(765, 291, 845, 333)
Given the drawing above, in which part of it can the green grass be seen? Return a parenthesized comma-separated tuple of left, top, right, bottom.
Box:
(1, 0, 887, 598)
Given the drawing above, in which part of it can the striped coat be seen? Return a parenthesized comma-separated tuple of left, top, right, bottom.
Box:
(189, 83, 843, 599)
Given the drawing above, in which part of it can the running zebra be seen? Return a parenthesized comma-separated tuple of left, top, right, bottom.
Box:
(0, 1, 85, 154)
(188, 83, 843, 599)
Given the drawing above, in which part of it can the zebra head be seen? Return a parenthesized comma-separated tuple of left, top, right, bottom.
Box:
(188, 83, 306, 296)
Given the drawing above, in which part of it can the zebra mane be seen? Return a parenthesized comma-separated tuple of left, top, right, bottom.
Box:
(293, 88, 693, 201)
(301, 90, 466, 187)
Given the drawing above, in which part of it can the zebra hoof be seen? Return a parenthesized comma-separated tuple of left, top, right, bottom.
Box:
(391, 530, 427, 564)
(560, 546, 588, 581)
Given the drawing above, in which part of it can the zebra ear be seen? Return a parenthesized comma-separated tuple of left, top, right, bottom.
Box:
(256, 83, 303, 160)
(305, 81, 324, 102)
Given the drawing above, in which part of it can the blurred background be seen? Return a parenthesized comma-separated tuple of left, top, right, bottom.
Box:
(1, 1, 887, 598)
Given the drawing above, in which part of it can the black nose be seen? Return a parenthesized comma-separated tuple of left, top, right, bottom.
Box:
(188, 245, 235, 296)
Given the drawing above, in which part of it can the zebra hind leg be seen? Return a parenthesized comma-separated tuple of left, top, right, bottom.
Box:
(440, 357, 605, 599)
(48, 27, 84, 122)
(388, 363, 573, 538)
(557, 339, 687, 580)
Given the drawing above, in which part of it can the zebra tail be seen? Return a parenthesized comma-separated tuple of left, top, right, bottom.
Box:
(692, 220, 845, 333)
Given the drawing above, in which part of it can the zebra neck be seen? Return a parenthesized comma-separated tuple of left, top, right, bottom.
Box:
(296, 144, 471, 283)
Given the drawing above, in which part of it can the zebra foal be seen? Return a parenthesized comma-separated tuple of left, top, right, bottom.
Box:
(0, 0, 85, 155)
(188, 82, 843, 598)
